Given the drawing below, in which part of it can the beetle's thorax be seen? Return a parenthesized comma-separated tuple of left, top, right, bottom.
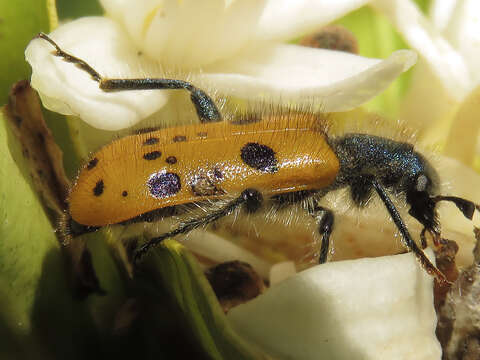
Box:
(329, 134, 439, 206)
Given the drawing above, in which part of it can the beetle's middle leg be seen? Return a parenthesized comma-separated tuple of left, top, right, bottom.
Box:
(134, 189, 263, 263)
(271, 190, 334, 264)
(309, 204, 335, 264)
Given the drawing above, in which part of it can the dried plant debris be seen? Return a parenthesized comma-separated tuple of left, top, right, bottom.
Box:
(434, 240, 460, 311)
(437, 228, 480, 360)
(3, 81, 102, 298)
(70, 240, 106, 299)
(299, 25, 359, 54)
(205, 260, 265, 313)
(3, 80, 70, 216)
(472, 227, 480, 262)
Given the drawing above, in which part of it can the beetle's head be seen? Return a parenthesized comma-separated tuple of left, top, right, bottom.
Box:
(406, 153, 478, 242)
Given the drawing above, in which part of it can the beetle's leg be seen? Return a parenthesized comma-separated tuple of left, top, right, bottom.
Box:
(133, 189, 263, 263)
(36, 33, 222, 123)
(420, 227, 428, 249)
(270, 190, 319, 210)
(310, 205, 335, 264)
(371, 179, 450, 285)
(271, 191, 333, 263)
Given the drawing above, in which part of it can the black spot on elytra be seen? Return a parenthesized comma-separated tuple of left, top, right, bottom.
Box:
(240, 142, 278, 173)
(87, 158, 98, 170)
(143, 137, 159, 146)
(147, 172, 181, 198)
(166, 156, 177, 164)
(122, 191, 128, 197)
(93, 180, 104, 196)
(143, 151, 162, 160)
(173, 135, 187, 142)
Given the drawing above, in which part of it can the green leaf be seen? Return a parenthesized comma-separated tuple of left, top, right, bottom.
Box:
(0, 83, 129, 358)
(0, 107, 102, 359)
(0, 0, 77, 179)
(0, 105, 61, 335)
(56, 0, 103, 19)
(45, 110, 81, 179)
(0, 1, 49, 105)
(145, 240, 271, 360)
(66, 115, 120, 160)
(413, 0, 432, 14)
(83, 232, 130, 333)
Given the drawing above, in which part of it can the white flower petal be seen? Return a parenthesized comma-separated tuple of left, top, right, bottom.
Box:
(443, 85, 480, 165)
(433, 155, 480, 266)
(25, 17, 169, 130)
(180, 229, 273, 280)
(101, 0, 376, 68)
(257, 0, 371, 41)
(441, 0, 480, 86)
(228, 250, 441, 360)
(269, 262, 296, 286)
(100, 0, 131, 20)
(373, 0, 470, 100)
(101, 0, 269, 68)
(399, 59, 458, 133)
(197, 44, 417, 112)
(429, 0, 458, 33)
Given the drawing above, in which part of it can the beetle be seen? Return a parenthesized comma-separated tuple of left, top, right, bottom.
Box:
(38, 33, 478, 284)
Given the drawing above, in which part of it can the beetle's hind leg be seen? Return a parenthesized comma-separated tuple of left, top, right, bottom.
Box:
(36, 33, 222, 123)
(133, 189, 263, 264)
(310, 205, 335, 264)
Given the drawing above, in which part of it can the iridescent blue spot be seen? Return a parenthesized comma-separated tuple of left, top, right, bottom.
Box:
(240, 142, 278, 173)
(147, 172, 181, 198)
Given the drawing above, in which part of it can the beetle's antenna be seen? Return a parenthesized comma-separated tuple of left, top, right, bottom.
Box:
(418, 195, 480, 247)
(36, 33, 102, 81)
(432, 195, 480, 220)
(371, 179, 450, 285)
(36, 32, 222, 123)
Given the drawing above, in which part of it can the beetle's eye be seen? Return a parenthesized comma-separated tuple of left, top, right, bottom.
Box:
(415, 174, 428, 192)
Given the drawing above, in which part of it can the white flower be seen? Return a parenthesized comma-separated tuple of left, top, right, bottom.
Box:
(367, 0, 480, 266)
(25, 0, 416, 130)
(25, 2, 471, 359)
(373, 0, 480, 165)
(228, 251, 441, 360)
